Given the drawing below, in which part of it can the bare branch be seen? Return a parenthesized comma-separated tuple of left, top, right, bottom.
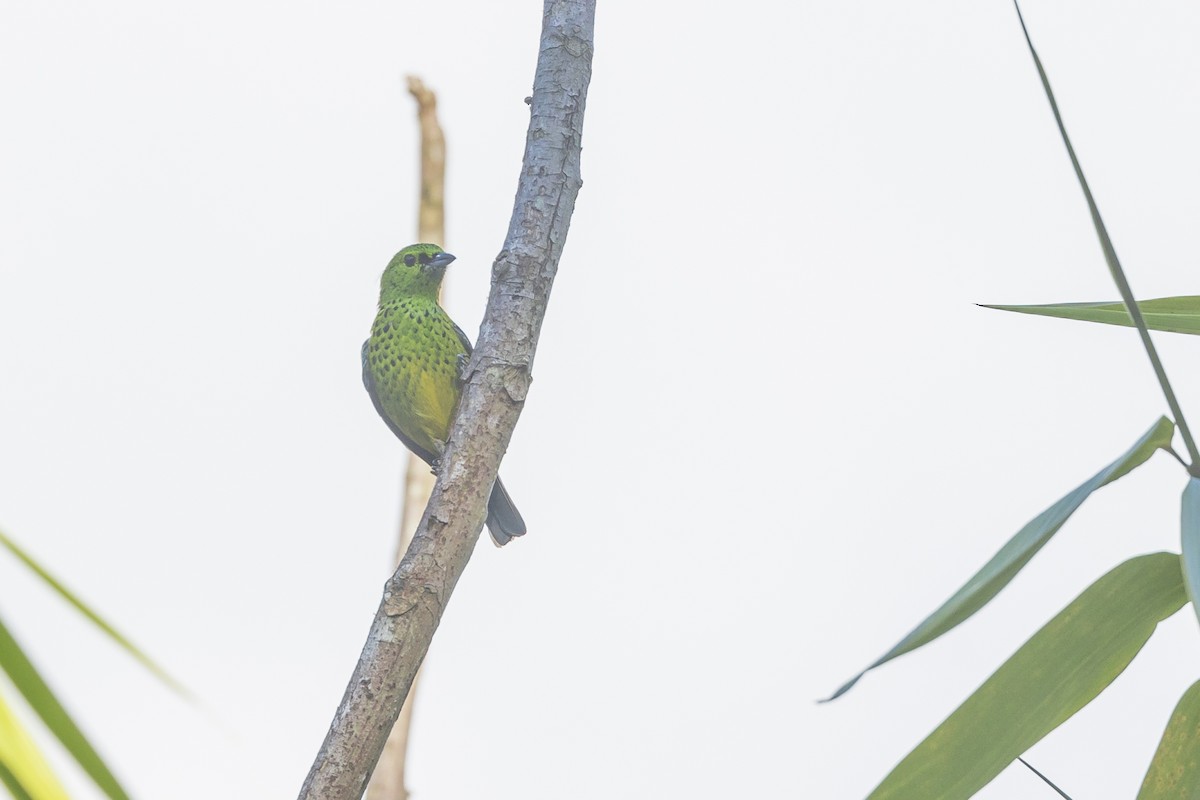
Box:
(366, 74, 448, 800)
(406, 75, 446, 247)
(298, 3, 594, 797)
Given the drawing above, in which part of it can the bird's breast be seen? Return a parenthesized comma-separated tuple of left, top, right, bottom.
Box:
(366, 300, 466, 452)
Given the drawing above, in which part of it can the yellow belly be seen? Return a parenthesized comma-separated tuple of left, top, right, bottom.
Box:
(367, 299, 467, 458)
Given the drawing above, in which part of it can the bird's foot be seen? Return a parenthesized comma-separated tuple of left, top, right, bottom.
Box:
(456, 353, 470, 382)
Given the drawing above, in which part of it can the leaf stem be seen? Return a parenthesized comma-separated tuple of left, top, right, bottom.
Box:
(1014, 1, 1200, 476)
(1017, 757, 1074, 799)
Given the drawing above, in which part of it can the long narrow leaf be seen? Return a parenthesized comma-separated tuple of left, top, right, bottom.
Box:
(870, 552, 1187, 799)
(825, 417, 1174, 701)
(0, 690, 69, 800)
(0, 528, 186, 696)
(0, 614, 129, 800)
(0, 762, 36, 800)
(1013, 0, 1200, 469)
(984, 297, 1200, 336)
(1180, 478, 1200, 628)
(1138, 678, 1200, 799)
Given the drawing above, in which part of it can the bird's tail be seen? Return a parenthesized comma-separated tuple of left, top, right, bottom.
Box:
(486, 476, 526, 546)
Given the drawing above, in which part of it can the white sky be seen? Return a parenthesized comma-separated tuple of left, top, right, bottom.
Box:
(1, 2, 1199, 798)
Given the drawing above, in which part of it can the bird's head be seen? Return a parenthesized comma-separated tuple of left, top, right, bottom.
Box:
(379, 243, 456, 300)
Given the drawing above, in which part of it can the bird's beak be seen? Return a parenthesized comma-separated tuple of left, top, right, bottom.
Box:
(428, 252, 456, 269)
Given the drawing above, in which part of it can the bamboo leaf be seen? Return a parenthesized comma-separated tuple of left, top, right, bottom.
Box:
(825, 418, 1174, 701)
(0, 528, 187, 697)
(1138, 678, 1200, 799)
(870, 553, 1187, 800)
(983, 298, 1200, 336)
(1181, 478, 1200, 629)
(0, 690, 69, 800)
(0, 613, 130, 800)
(0, 762, 36, 800)
(1012, 0, 1200, 468)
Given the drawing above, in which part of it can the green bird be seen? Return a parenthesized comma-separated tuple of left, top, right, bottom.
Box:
(362, 243, 526, 546)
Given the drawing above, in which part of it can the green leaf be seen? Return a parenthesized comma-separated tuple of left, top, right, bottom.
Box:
(1138, 679, 1200, 799)
(982, 298, 1200, 336)
(0, 528, 188, 697)
(825, 417, 1174, 701)
(0, 613, 130, 800)
(870, 553, 1187, 800)
(0, 762, 36, 800)
(0, 690, 69, 800)
(1181, 478, 1200, 629)
(1010, 0, 1200, 470)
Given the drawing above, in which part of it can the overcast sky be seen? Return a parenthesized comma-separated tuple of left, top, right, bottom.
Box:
(2, 2, 1199, 798)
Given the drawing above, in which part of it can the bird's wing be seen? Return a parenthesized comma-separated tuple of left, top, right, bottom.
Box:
(361, 339, 438, 465)
(452, 322, 474, 355)
(451, 322, 477, 385)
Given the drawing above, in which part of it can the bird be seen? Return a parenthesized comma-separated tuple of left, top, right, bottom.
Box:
(362, 243, 526, 546)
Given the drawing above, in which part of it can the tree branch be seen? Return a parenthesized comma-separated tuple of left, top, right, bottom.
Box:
(297, 3, 594, 798)
(366, 74, 448, 800)
(406, 75, 446, 248)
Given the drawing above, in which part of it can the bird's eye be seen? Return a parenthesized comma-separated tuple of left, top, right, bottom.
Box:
(404, 254, 417, 267)
(418, 252, 431, 265)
